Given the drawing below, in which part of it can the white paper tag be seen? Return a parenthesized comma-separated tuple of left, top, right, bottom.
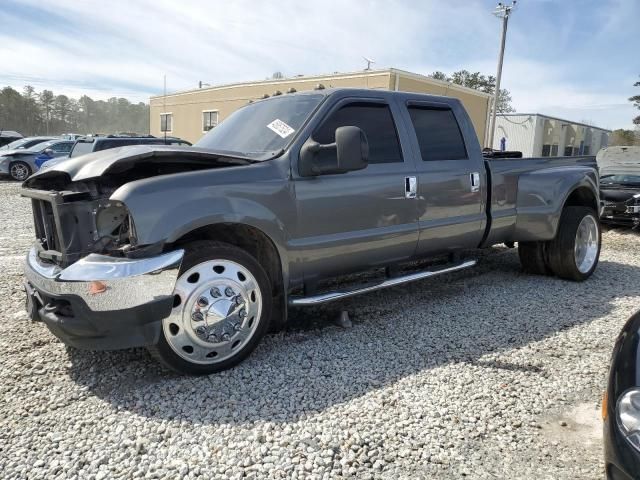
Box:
(267, 119, 295, 139)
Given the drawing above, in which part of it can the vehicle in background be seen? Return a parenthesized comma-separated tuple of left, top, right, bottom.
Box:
(597, 146, 640, 229)
(603, 309, 640, 479)
(67, 135, 191, 159)
(22, 88, 602, 374)
(60, 133, 83, 141)
(0, 130, 23, 148)
(0, 136, 57, 151)
(0, 139, 74, 180)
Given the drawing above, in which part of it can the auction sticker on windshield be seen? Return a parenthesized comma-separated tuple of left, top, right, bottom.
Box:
(267, 119, 295, 139)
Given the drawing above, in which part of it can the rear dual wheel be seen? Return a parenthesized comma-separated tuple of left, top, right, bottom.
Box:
(148, 241, 272, 375)
(518, 206, 600, 281)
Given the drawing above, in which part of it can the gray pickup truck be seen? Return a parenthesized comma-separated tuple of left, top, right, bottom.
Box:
(22, 88, 601, 374)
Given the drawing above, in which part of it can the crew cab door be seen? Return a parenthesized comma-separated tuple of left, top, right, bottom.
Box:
(291, 98, 419, 283)
(401, 101, 487, 255)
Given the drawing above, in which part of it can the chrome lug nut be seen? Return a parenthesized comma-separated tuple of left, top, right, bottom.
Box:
(191, 311, 204, 322)
(221, 333, 231, 341)
(210, 287, 221, 298)
(197, 296, 209, 307)
(195, 326, 206, 336)
(225, 287, 234, 297)
(238, 308, 247, 319)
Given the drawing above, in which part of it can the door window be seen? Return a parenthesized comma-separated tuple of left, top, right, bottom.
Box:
(407, 107, 467, 161)
(313, 102, 403, 164)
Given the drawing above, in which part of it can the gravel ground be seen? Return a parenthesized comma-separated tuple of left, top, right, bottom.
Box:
(1, 179, 639, 479)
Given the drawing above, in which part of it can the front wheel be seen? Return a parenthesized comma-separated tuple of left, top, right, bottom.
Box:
(148, 241, 272, 374)
(547, 206, 601, 281)
(9, 161, 31, 181)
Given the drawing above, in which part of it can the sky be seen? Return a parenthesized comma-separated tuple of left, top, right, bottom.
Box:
(0, 0, 638, 130)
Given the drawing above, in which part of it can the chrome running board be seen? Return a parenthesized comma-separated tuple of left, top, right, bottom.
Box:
(288, 259, 477, 306)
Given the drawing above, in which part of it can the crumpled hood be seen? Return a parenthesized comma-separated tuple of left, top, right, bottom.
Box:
(26, 144, 251, 183)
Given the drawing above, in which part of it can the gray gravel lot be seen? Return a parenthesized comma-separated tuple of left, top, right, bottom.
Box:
(1, 179, 639, 479)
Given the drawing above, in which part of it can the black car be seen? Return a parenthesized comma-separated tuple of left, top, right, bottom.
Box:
(604, 310, 640, 480)
(600, 166, 640, 229)
(68, 135, 191, 158)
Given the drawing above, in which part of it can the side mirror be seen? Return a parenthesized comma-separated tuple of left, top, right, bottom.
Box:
(299, 126, 369, 177)
(44, 148, 54, 156)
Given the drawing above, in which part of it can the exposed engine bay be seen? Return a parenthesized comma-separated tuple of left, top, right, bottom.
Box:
(22, 148, 252, 266)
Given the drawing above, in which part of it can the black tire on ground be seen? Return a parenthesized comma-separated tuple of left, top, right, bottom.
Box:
(518, 241, 551, 275)
(546, 206, 601, 282)
(9, 161, 31, 181)
(148, 241, 273, 375)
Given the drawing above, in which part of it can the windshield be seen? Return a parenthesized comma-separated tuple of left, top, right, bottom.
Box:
(195, 94, 324, 158)
(70, 140, 95, 158)
(600, 174, 640, 185)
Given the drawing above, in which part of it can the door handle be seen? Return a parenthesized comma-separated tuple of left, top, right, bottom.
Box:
(405, 176, 417, 199)
(470, 172, 480, 193)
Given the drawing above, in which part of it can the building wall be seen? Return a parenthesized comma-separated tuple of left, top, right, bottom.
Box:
(150, 73, 392, 144)
(494, 114, 610, 157)
(150, 70, 491, 145)
(494, 115, 537, 157)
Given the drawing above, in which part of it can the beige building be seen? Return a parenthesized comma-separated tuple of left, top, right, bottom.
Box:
(150, 68, 493, 146)
(493, 113, 611, 157)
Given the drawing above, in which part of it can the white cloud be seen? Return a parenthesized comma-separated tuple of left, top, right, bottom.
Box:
(0, 0, 636, 129)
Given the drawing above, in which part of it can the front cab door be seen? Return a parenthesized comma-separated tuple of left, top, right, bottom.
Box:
(291, 96, 419, 285)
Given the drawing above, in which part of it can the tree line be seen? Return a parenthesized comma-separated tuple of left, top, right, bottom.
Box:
(0, 86, 150, 137)
(428, 70, 515, 113)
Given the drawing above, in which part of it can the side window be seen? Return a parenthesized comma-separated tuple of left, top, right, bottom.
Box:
(53, 142, 72, 153)
(408, 107, 467, 161)
(314, 102, 403, 164)
(160, 113, 173, 132)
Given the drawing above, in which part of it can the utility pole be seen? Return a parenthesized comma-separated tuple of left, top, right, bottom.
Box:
(488, 1, 516, 150)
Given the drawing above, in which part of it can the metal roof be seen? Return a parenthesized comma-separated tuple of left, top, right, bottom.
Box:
(498, 113, 611, 132)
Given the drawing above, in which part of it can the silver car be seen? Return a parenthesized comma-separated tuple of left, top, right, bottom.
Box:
(0, 139, 74, 180)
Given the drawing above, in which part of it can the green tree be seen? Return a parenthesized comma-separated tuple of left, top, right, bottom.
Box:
(630, 76, 640, 125)
(38, 89, 55, 134)
(609, 129, 639, 146)
(429, 69, 515, 113)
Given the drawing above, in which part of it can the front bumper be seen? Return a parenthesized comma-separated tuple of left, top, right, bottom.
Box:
(601, 204, 640, 228)
(24, 246, 183, 350)
(0, 160, 9, 175)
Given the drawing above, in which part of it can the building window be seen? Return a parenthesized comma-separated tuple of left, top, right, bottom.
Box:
(564, 146, 573, 156)
(203, 111, 219, 132)
(541, 144, 551, 157)
(583, 145, 590, 155)
(550, 144, 559, 156)
(160, 113, 172, 132)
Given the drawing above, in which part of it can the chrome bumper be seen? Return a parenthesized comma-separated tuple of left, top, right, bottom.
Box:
(24, 246, 184, 311)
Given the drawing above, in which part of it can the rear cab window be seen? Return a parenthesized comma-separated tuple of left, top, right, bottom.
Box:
(407, 106, 468, 161)
(70, 140, 95, 158)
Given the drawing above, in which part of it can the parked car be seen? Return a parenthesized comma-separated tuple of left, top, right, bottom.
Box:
(0, 139, 74, 180)
(0, 130, 23, 148)
(0, 136, 57, 151)
(67, 135, 191, 158)
(598, 146, 640, 229)
(603, 310, 640, 479)
(22, 89, 601, 374)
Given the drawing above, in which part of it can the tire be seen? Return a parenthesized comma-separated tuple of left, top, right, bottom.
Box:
(547, 206, 601, 281)
(9, 161, 31, 181)
(518, 241, 551, 275)
(148, 241, 272, 375)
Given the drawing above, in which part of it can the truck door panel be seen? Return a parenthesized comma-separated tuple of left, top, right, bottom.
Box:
(292, 100, 419, 281)
(403, 102, 486, 255)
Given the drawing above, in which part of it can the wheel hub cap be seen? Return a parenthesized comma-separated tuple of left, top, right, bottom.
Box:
(162, 259, 262, 364)
(574, 215, 599, 274)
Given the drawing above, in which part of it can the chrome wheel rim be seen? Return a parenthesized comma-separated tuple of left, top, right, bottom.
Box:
(163, 259, 262, 364)
(10, 163, 29, 181)
(574, 214, 599, 274)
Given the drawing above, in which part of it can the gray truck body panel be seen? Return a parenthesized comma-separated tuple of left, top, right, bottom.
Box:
(25, 88, 600, 295)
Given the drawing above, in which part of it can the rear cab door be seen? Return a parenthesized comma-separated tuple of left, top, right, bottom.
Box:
(291, 92, 420, 283)
(397, 96, 487, 255)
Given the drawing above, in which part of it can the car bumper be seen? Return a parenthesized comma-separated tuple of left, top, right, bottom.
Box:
(23, 246, 183, 350)
(0, 161, 9, 175)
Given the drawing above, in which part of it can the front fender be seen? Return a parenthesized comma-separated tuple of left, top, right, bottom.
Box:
(109, 161, 294, 274)
(514, 166, 599, 241)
